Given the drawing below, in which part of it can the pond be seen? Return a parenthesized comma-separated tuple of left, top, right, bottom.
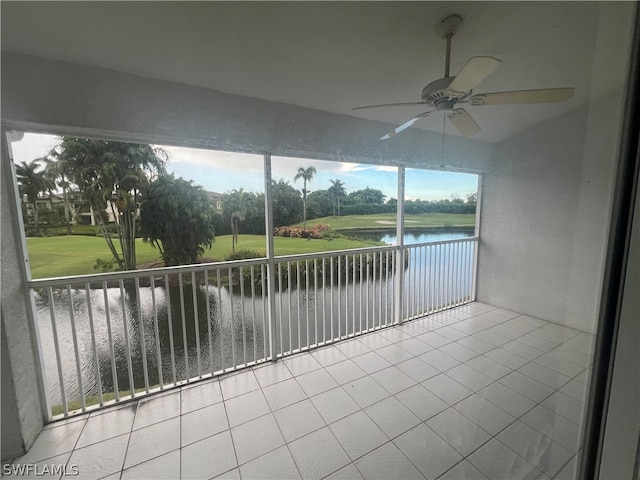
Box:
(352, 227, 475, 245)
(34, 232, 477, 412)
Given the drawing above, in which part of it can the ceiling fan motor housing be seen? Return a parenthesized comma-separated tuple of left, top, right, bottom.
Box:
(421, 76, 462, 110)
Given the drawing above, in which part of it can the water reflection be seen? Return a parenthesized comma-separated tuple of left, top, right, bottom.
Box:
(36, 237, 475, 411)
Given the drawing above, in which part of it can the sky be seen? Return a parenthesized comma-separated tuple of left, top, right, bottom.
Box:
(10, 133, 478, 201)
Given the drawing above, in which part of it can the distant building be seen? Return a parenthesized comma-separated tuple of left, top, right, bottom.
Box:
(21, 192, 119, 225)
(207, 191, 223, 212)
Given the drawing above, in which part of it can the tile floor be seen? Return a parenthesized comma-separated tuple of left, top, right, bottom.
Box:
(3, 302, 594, 480)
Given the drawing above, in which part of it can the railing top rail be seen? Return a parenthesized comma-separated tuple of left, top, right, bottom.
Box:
(272, 244, 397, 263)
(28, 256, 269, 288)
(28, 236, 478, 288)
(402, 236, 478, 248)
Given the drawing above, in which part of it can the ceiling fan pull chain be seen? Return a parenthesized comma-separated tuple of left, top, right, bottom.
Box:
(441, 114, 446, 167)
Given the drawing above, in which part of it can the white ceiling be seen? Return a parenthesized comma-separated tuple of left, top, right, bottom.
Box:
(1, 2, 603, 143)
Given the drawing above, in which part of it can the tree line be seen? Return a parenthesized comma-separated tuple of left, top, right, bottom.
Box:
(16, 138, 476, 271)
(16, 137, 214, 269)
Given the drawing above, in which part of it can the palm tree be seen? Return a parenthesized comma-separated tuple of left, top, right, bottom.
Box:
(228, 189, 249, 255)
(15, 159, 50, 234)
(53, 137, 167, 270)
(43, 154, 73, 234)
(294, 166, 316, 229)
(328, 179, 346, 217)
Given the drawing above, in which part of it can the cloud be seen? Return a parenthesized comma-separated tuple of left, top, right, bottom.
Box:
(9, 132, 59, 164)
(10, 133, 476, 201)
(162, 146, 263, 173)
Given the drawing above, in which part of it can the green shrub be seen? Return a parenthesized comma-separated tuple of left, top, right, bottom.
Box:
(93, 257, 119, 273)
(224, 248, 265, 261)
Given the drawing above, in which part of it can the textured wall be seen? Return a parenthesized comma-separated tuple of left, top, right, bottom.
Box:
(1, 323, 22, 460)
(476, 1, 634, 332)
(1, 133, 45, 461)
(0, 52, 493, 174)
(477, 105, 589, 327)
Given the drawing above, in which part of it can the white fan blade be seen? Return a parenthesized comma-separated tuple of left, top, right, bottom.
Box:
(469, 88, 574, 105)
(380, 111, 432, 140)
(447, 56, 502, 97)
(447, 108, 481, 137)
(353, 102, 428, 111)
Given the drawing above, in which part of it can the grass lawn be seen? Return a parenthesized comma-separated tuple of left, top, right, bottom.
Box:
(26, 234, 382, 279)
(302, 212, 475, 230)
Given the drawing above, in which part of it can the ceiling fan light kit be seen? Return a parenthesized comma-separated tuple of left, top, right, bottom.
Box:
(353, 14, 575, 140)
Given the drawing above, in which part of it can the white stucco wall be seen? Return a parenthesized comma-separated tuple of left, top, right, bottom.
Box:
(1, 133, 46, 461)
(1, 323, 23, 461)
(477, 104, 588, 327)
(477, 2, 634, 332)
(0, 52, 492, 174)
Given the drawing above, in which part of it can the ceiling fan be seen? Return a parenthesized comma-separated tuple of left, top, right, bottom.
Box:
(353, 14, 575, 140)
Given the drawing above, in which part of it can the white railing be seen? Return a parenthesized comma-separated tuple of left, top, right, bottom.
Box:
(29, 237, 477, 418)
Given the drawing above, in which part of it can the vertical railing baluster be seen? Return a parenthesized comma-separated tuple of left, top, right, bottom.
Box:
(369, 253, 374, 328)
(451, 243, 456, 306)
(228, 267, 235, 368)
(287, 261, 293, 352)
(84, 284, 103, 406)
(164, 275, 177, 386)
(464, 241, 468, 302)
(452, 242, 457, 306)
(251, 266, 257, 363)
(442, 244, 451, 308)
(457, 242, 462, 305)
(460, 241, 465, 302)
(359, 253, 364, 334)
(296, 261, 301, 350)
(261, 264, 268, 360)
(216, 270, 224, 371)
(278, 262, 284, 356)
(419, 246, 424, 315)
(150, 277, 164, 390)
(446, 243, 452, 308)
(204, 271, 214, 374)
(378, 251, 383, 326)
(66, 286, 85, 411)
(239, 267, 247, 366)
(438, 245, 444, 310)
(424, 246, 429, 314)
(380, 250, 389, 325)
(190, 272, 202, 378)
(306, 259, 310, 348)
(412, 246, 417, 317)
(338, 255, 342, 339)
(450, 243, 455, 306)
(366, 253, 370, 330)
(430, 245, 435, 311)
(352, 253, 356, 336)
(101, 282, 119, 402)
(322, 258, 327, 344)
(118, 280, 135, 397)
(134, 278, 150, 393)
(313, 258, 318, 347)
(178, 273, 190, 381)
(47, 287, 67, 416)
(330, 256, 334, 342)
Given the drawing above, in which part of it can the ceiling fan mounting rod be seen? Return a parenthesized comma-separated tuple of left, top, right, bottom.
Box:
(444, 31, 453, 77)
(436, 14, 463, 78)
